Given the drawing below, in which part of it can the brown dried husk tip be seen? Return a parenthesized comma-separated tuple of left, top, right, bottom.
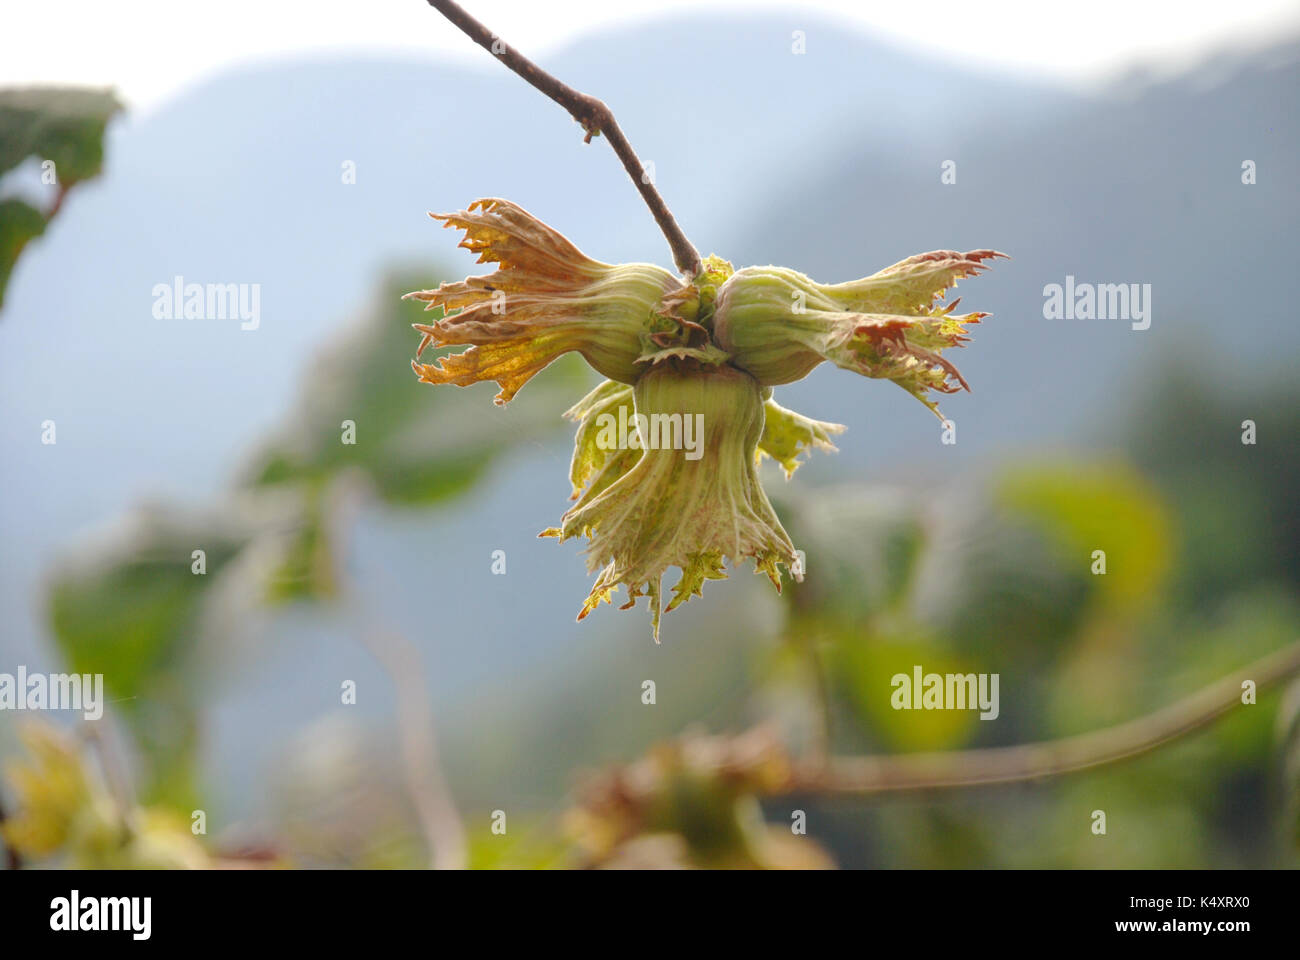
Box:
(713, 250, 1007, 417)
(404, 198, 688, 404)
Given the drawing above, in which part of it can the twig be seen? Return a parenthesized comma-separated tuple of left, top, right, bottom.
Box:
(80, 723, 136, 825)
(330, 473, 468, 869)
(801, 634, 833, 764)
(424, 0, 703, 278)
(784, 640, 1300, 795)
(357, 624, 469, 870)
(47, 183, 70, 220)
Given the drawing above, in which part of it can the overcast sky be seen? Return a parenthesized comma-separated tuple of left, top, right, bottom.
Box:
(5, 0, 1299, 111)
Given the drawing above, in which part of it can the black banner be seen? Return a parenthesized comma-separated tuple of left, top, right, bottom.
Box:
(0, 868, 1284, 945)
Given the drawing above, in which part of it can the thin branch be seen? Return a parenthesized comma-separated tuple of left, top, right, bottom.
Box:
(424, 0, 703, 278)
(785, 640, 1300, 796)
(47, 183, 70, 220)
(357, 623, 469, 870)
(801, 634, 833, 763)
(79, 723, 136, 825)
(330, 474, 468, 869)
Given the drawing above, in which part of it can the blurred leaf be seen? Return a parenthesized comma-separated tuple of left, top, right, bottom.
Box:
(43, 501, 277, 804)
(2, 720, 208, 868)
(0, 86, 122, 309)
(940, 507, 1091, 667)
(997, 461, 1172, 617)
(1154, 468, 1277, 609)
(262, 485, 340, 605)
(1040, 772, 1206, 869)
(465, 822, 570, 870)
(47, 505, 255, 699)
(1125, 356, 1300, 601)
(35, 267, 596, 802)
(0, 198, 47, 307)
(0, 87, 121, 182)
(1, 721, 94, 859)
(244, 270, 591, 507)
(782, 486, 927, 626)
(831, 638, 983, 751)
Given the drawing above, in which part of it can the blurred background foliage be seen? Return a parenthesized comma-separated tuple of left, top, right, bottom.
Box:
(0, 87, 120, 308)
(10, 266, 1298, 868)
(33, 267, 590, 809)
(2, 47, 1298, 869)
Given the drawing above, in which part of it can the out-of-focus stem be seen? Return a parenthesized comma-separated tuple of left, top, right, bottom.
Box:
(786, 640, 1300, 795)
(330, 473, 468, 869)
(358, 625, 468, 870)
(80, 723, 135, 826)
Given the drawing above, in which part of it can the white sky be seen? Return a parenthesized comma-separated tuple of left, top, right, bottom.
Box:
(4, 0, 1299, 112)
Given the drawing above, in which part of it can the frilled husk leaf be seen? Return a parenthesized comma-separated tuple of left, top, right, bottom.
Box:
(563, 379, 642, 501)
(405, 198, 692, 404)
(713, 250, 1005, 417)
(543, 364, 799, 641)
(564, 380, 844, 496)
(756, 398, 845, 478)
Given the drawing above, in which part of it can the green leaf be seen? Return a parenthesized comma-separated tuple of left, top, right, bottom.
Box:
(997, 461, 1172, 616)
(0, 86, 122, 182)
(781, 486, 927, 625)
(0, 198, 47, 308)
(47, 507, 250, 699)
(0, 87, 122, 309)
(262, 485, 341, 605)
(832, 636, 983, 751)
(244, 270, 592, 507)
(44, 503, 257, 804)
